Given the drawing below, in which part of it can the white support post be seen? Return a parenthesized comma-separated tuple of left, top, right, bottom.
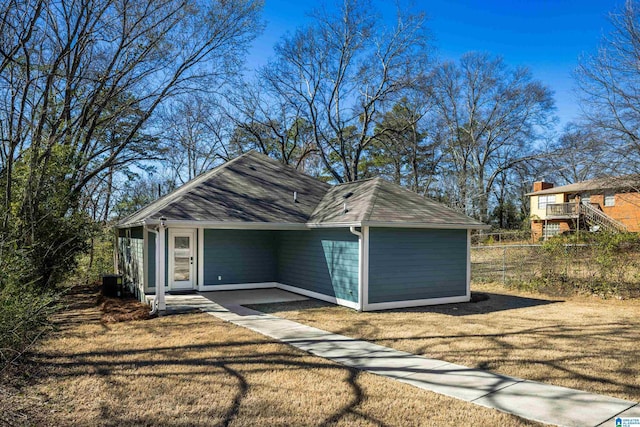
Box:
(157, 222, 166, 311)
(466, 229, 472, 300)
(362, 226, 369, 311)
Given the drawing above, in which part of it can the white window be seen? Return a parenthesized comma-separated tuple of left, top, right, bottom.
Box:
(604, 192, 615, 207)
(543, 222, 560, 239)
(538, 195, 556, 210)
(581, 193, 591, 205)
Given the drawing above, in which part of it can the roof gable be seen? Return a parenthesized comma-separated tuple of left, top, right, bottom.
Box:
(309, 177, 485, 228)
(119, 151, 330, 226)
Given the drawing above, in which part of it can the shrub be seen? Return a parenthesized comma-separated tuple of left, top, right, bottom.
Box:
(535, 232, 640, 297)
(472, 232, 640, 298)
(0, 283, 58, 371)
(74, 226, 116, 285)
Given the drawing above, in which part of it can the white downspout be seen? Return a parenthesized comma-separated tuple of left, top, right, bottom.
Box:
(349, 226, 364, 311)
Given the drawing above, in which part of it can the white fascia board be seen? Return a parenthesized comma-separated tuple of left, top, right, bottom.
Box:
(364, 295, 470, 311)
(305, 222, 362, 229)
(144, 220, 308, 230)
(132, 219, 490, 230)
(362, 221, 490, 230)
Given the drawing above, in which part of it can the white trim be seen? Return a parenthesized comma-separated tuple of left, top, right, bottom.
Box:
(364, 295, 470, 311)
(362, 225, 369, 309)
(118, 220, 490, 231)
(306, 222, 362, 228)
(362, 221, 489, 230)
(199, 282, 278, 292)
(466, 229, 471, 299)
(198, 228, 204, 289)
(142, 220, 308, 230)
(276, 283, 360, 310)
(186, 280, 469, 312)
(168, 228, 197, 291)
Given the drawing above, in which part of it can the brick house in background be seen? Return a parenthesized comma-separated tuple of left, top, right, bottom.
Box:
(527, 175, 640, 240)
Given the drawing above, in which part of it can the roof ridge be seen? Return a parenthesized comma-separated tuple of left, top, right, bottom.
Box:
(362, 177, 383, 222)
(334, 177, 378, 186)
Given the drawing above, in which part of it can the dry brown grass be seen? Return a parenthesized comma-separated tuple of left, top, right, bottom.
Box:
(0, 286, 539, 426)
(246, 283, 640, 402)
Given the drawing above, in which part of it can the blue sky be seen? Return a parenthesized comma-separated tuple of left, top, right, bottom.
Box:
(247, 0, 620, 130)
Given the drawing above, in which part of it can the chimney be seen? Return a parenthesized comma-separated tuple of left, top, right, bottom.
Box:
(533, 181, 554, 192)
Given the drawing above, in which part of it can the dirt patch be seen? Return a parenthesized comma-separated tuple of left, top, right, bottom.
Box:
(97, 294, 153, 323)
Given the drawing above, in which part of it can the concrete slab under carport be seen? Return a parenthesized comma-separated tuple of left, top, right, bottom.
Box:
(160, 290, 638, 427)
(199, 288, 309, 306)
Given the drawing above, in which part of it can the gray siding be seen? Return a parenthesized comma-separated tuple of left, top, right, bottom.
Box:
(368, 228, 467, 303)
(277, 229, 359, 303)
(203, 230, 277, 285)
(117, 227, 144, 293)
(146, 230, 168, 289)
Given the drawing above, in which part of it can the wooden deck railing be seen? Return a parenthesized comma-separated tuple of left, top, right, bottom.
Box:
(545, 202, 627, 232)
(546, 203, 579, 218)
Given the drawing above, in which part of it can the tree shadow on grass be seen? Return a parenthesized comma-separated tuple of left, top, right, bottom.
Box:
(21, 285, 639, 426)
(33, 337, 397, 426)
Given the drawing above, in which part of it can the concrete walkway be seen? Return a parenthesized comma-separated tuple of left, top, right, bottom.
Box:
(158, 291, 638, 427)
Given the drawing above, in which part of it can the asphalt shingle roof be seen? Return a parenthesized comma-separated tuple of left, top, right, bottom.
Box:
(119, 151, 486, 229)
(526, 175, 640, 196)
(119, 151, 330, 226)
(309, 178, 485, 227)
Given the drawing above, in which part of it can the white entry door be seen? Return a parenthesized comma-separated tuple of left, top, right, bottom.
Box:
(168, 229, 196, 290)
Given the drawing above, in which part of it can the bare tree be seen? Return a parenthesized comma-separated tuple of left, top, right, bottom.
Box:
(159, 96, 231, 185)
(0, 0, 262, 288)
(576, 0, 640, 172)
(260, 0, 430, 182)
(547, 123, 624, 184)
(576, 2, 640, 142)
(227, 83, 318, 172)
(432, 52, 555, 221)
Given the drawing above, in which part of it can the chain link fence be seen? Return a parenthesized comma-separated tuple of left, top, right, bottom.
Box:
(471, 230, 534, 245)
(471, 242, 640, 298)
